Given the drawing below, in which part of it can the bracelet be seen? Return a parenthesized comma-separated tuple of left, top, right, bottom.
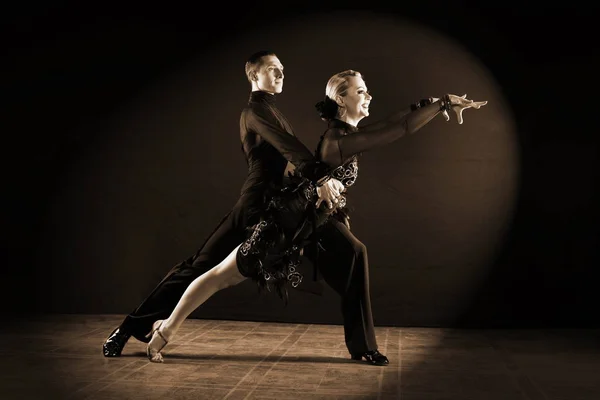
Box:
(440, 94, 452, 113)
(316, 174, 331, 186)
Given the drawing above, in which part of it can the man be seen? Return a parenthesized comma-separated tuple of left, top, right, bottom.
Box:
(102, 50, 345, 358)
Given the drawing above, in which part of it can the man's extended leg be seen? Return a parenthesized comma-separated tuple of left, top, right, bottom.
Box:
(103, 208, 246, 356)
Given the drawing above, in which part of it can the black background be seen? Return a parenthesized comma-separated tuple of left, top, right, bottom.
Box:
(3, 1, 599, 328)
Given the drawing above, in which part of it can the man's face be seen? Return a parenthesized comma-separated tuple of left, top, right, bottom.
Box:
(254, 55, 284, 94)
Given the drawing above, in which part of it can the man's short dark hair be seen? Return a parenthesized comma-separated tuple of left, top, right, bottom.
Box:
(245, 50, 277, 82)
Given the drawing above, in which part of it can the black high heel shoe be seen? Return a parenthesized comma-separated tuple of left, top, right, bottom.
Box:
(351, 350, 389, 366)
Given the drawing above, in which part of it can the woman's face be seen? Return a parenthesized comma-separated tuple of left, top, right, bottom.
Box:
(339, 75, 372, 122)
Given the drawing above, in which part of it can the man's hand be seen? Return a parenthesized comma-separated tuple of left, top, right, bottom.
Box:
(433, 94, 488, 124)
(315, 178, 345, 209)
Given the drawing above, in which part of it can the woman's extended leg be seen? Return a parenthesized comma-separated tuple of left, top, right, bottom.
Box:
(146, 244, 246, 362)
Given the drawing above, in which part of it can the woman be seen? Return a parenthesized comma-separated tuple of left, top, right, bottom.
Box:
(145, 69, 487, 364)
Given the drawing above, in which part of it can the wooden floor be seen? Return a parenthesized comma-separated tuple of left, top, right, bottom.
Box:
(1, 315, 598, 399)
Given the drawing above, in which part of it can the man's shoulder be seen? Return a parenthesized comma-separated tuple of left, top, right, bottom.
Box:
(242, 102, 274, 119)
(240, 104, 257, 118)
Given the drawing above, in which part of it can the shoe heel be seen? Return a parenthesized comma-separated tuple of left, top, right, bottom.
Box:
(145, 320, 162, 340)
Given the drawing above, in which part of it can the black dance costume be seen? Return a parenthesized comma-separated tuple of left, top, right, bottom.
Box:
(119, 91, 329, 342)
(120, 89, 449, 357)
(235, 95, 451, 308)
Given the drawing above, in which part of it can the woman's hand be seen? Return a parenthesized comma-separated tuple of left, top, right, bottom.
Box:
(316, 178, 345, 209)
(433, 94, 488, 124)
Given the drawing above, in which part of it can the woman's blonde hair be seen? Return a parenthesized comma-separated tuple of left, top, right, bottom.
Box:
(326, 70, 362, 102)
(315, 70, 363, 121)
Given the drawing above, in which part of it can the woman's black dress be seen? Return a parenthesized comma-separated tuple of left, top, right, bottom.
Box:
(236, 96, 446, 301)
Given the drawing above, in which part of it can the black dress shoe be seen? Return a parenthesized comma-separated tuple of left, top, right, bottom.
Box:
(351, 349, 389, 366)
(102, 327, 131, 357)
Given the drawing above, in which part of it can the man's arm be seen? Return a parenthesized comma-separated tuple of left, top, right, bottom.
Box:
(243, 106, 329, 182)
(243, 106, 343, 209)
